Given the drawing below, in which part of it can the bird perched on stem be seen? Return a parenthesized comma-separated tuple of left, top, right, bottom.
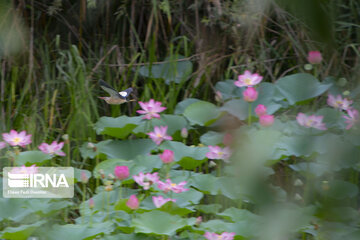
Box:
(98, 80, 136, 104)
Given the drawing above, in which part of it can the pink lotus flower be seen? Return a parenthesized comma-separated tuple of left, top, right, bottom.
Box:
(89, 198, 95, 209)
(327, 94, 352, 110)
(157, 179, 189, 193)
(343, 108, 359, 130)
(181, 128, 188, 138)
(223, 133, 233, 146)
(0, 141, 6, 149)
(196, 216, 202, 225)
(215, 91, 223, 102)
(137, 99, 166, 119)
(38, 141, 65, 156)
(307, 51, 322, 64)
(235, 70, 263, 87)
(133, 172, 159, 190)
(296, 113, 327, 130)
(255, 104, 267, 116)
(243, 87, 258, 102)
(81, 171, 89, 183)
(159, 149, 174, 164)
(10, 164, 38, 174)
(126, 195, 139, 210)
(259, 115, 274, 127)
(147, 126, 172, 145)
(114, 166, 130, 180)
(206, 146, 232, 162)
(204, 232, 236, 240)
(2, 130, 32, 147)
(152, 195, 176, 208)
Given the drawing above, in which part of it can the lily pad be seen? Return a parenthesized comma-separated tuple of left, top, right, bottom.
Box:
(183, 101, 221, 126)
(275, 73, 332, 104)
(132, 210, 193, 235)
(175, 98, 201, 115)
(94, 116, 142, 139)
(16, 151, 52, 166)
(138, 55, 192, 84)
(41, 222, 114, 240)
(97, 139, 156, 160)
(0, 220, 46, 240)
(133, 114, 188, 135)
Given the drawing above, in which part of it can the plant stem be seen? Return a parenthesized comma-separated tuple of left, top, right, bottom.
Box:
(89, 210, 93, 227)
(118, 182, 122, 200)
(106, 191, 110, 220)
(95, 154, 99, 190)
(248, 103, 252, 125)
(82, 183, 86, 224)
(66, 140, 71, 167)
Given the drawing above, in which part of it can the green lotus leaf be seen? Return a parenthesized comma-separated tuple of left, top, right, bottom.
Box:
(94, 116, 142, 139)
(16, 151, 52, 166)
(275, 73, 332, 104)
(183, 101, 221, 126)
(132, 210, 194, 235)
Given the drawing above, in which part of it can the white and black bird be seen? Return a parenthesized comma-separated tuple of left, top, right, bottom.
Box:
(98, 80, 135, 105)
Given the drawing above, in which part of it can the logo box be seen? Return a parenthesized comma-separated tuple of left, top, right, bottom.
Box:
(3, 167, 74, 198)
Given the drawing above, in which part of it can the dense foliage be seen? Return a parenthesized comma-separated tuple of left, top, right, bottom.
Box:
(0, 1, 360, 240)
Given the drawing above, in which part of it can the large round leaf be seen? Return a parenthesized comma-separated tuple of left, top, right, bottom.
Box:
(138, 55, 192, 84)
(215, 80, 244, 100)
(316, 107, 346, 129)
(220, 99, 249, 120)
(218, 207, 260, 223)
(159, 141, 208, 169)
(133, 114, 188, 135)
(16, 151, 52, 166)
(41, 222, 114, 240)
(275, 73, 332, 104)
(190, 174, 220, 195)
(132, 154, 163, 172)
(93, 159, 141, 179)
(175, 98, 201, 115)
(0, 198, 34, 222)
(252, 82, 283, 114)
(183, 101, 221, 126)
(94, 116, 142, 139)
(132, 210, 194, 235)
(0, 220, 45, 240)
(97, 139, 156, 160)
(172, 188, 204, 207)
(200, 131, 225, 145)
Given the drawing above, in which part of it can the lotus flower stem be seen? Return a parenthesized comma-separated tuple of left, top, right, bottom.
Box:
(166, 164, 171, 178)
(118, 182, 122, 200)
(248, 103, 252, 125)
(95, 154, 99, 189)
(106, 191, 110, 220)
(82, 183, 86, 224)
(102, 191, 105, 211)
(89, 210, 93, 227)
(217, 160, 222, 177)
(66, 141, 70, 166)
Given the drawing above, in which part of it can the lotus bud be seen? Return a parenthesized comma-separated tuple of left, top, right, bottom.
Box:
(81, 171, 89, 184)
(294, 179, 303, 187)
(126, 195, 139, 210)
(89, 198, 95, 209)
(181, 128, 188, 138)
